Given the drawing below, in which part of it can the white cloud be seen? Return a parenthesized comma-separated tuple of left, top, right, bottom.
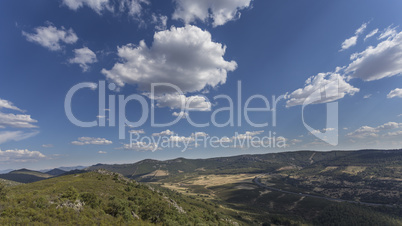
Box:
(213, 137, 232, 143)
(286, 72, 359, 107)
(152, 129, 174, 136)
(233, 130, 264, 139)
(310, 129, 321, 135)
(355, 23, 368, 35)
(341, 36, 358, 51)
(0, 98, 39, 145)
(22, 24, 78, 51)
(69, 47, 97, 72)
(377, 122, 400, 130)
(385, 131, 402, 137)
(71, 137, 113, 145)
(42, 144, 54, 148)
(123, 142, 160, 152)
(102, 25, 237, 94)
(340, 22, 368, 51)
(62, 0, 149, 17)
(379, 26, 398, 40)
(62, 0, 109, 13)
(324, 128, 336, 132)
(98, 151, 107, 154)
(0, 131, 39, 145)
(129, 129, 145, 134)
(192, 132, 208, 137)
(0, 149, 46, 163)
(346, 29, 402, 81)
(387, 88, 402, 98)
(0, 112, 38, 128)
(0, 98, 24, 112)
(364, 29, 378, 41)
(119, 0, 149, 17)
(363, 94, 372, 99)
(169, 135, 195, 143)
(347, 122, 402, 139)
(290, 139, 302, 144)
(152, 94, 211, 111)
(172, 111, 188, 119)
(172, 0, 252, 27)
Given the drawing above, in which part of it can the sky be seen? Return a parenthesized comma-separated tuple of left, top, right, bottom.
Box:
(1, 0, 402, 170)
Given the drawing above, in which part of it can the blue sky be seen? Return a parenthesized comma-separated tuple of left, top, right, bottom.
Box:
(1, 0, 402, 170)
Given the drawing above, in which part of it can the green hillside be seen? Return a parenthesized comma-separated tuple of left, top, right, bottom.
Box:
(0, 170, 240, 225)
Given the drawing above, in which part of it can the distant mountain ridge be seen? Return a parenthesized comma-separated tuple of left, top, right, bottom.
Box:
(0, 169, 53, 183)
(45, 168, 66, 176)
(0, 167, 84, 184)
(86, 149, 402, 181)
(39, 166, 87, 173)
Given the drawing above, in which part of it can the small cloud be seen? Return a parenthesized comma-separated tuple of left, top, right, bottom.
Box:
(152, 129, 174, 136)
(364, 28, 378, 41)
(0, 149, 46, 163)
(69, 47, 97, 72)
(22, 23, 78, 51)
(71, 137, 113, 145)
(172, 0, 252, 27)
(42, 144, 54, 148)
(129, 129, 145, 134)
(363, 94, 372, 99)
(340, 22, 368, 51)
(0, 98, 24, 112)
(98, 151, 107, 154)
(192, 132, 208, 137)
(387, 88, 402, 99)
(172, 111, 188, 119)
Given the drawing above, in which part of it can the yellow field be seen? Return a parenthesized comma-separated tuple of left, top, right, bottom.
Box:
(156, 174, 258, 198)
(187, 174, 257, 188)
(342, 166, 366, 175)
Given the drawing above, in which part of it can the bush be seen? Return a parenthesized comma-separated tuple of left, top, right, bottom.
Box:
(61, 186, 78, 201)
(80, 192, 101, 208)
